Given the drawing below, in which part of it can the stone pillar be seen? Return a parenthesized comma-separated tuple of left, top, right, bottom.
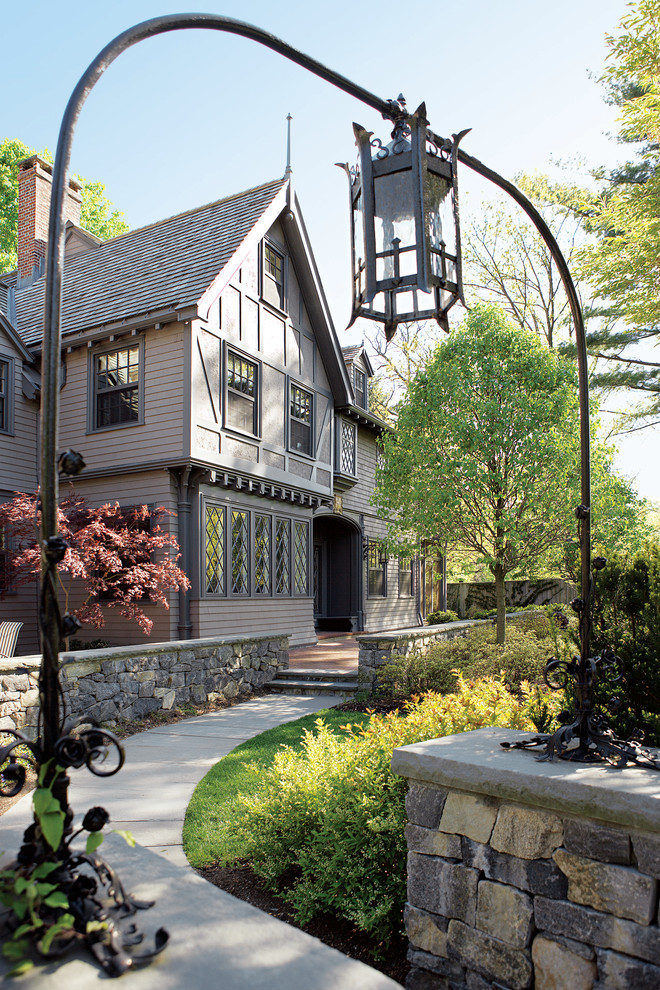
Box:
(392, 727, 660, 990)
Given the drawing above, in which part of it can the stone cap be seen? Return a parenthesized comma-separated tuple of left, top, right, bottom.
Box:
(391, 727, 660, 836)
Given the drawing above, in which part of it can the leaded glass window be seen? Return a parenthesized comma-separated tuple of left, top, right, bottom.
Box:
(231, 509, 249, 594)
(205, 506, 225, 595)
(340, 421, 357, 475)
(94, 344, 140, 429)
(293, 521, 309, 595)
(227, 351, 258, 434)
(290, 383, 313, 456)
(275, 518, 290, 594)
(255, 514, 271, 595)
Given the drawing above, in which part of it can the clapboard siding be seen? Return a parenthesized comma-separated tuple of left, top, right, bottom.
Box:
(193, 597, 315, 647)
(0, 340, 38, 495)
(58, 323, 187, 472)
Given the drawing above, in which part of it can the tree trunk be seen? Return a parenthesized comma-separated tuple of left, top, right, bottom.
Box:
(494, 564, 506, 645)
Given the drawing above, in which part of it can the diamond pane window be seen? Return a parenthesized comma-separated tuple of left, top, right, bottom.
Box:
(205, 505, 225, 595)
(227, 351, 258, 434)
(290, 384, 313, 455)
(231, 509, 249, 594)
(294, 521, 309, 595)
(255, 514, 271, 595)
(275, 518, 290, 594)
(340, 421, 356, 475)
(95, 345, 140, 429)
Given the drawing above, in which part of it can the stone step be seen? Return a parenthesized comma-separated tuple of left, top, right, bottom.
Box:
(274, 668, 359, 683)
(266, 669, 360, 696)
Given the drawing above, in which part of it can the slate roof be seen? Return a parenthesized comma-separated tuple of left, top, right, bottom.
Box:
(13, 178, 288, 346)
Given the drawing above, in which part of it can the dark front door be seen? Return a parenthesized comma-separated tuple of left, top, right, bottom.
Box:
(312, 515, 361, 631)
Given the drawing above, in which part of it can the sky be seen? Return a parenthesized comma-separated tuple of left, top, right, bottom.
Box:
(3, 0, 657, 499)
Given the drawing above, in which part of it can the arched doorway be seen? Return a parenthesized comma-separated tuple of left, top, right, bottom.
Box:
(313, 514, 362, 632)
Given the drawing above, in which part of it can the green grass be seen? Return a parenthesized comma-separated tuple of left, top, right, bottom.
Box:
(182, 706, 371, 868)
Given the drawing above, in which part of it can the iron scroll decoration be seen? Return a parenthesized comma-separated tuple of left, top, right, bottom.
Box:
(7, 7, 658, 981)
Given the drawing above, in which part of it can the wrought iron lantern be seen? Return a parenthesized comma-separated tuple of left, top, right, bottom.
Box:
(341, 99, 468, 341)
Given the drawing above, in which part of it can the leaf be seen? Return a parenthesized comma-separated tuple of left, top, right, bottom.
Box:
(85, 920, 108, 934)
(2, 939, 29, 961)
(30, 862, 60, 881)
(38, 914, 75, 955)
(7, 960, 34, 978)
(86, 831, 104, 855)
(33, 787, 58, 820)
(39, 809, 65, 852)
(112, 829, 136, 848)
(43, 890, 69, 909)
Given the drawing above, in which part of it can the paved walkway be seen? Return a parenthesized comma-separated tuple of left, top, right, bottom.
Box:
(0, 692, 402, 988)
(288, 634, 359, 673)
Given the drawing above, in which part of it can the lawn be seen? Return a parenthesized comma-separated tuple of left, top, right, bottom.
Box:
(182, 705, 371, 868)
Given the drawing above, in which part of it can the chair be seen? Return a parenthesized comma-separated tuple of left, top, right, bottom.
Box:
(0, 621, 23, 658)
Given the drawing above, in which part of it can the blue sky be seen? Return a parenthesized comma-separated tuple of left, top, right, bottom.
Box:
(4, 0, 656, 498)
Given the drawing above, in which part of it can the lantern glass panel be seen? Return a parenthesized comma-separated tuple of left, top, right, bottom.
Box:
(424, 169, 454, 280)
(374, 168, 416, 280)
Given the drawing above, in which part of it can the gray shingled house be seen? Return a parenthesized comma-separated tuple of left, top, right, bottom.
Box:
(0, 155, 420, 655)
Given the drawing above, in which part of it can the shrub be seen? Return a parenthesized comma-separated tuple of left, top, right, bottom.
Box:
(378, 624, 557, 697)
(426, 609, 459, 625)
(230, 675, 561, 948)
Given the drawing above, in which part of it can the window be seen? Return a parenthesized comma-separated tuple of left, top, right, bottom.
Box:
(293, 521, 309, 595)
(93, 344, 141, 430)
(354, 368, 367, 410)
(255, 514, 271, 595)
(275, 518, 291, 595)
(339, 420, 357, 476)
(0, 358, 11, 433)
(367, 541, 387, 597)
(231, 509, 250, 594)
(399, 557, 413, 597)
(226, 350, 258, 435)
(263, 242, 285, 309)
(290, 383, 313, 456)
(205, 505, 226, 595)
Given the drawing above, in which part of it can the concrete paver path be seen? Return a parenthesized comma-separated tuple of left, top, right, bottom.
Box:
(0, 693, 403, 988)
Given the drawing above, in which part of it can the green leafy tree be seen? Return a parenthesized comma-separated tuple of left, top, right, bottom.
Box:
(571, 1, 660, 426)
(374, 305, 582, 644)
(0, 138, 128, 273)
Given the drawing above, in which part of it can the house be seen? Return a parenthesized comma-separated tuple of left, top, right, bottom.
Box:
(0, 155, 421, 655)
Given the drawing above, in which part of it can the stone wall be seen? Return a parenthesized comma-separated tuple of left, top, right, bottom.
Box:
(0, 634, 289, 740)
(447, 579, 576, 619)
(357, 621, 477, 689)
(392, 727, 660, 990)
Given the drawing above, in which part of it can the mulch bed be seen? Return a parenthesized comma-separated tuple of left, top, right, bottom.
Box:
(197, 861, 409, 985)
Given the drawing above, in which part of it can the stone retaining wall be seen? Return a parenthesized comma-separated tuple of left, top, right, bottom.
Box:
(392, 727, 660, 990)
(356, 621, 477, 689)
(0, 634, 289, 740)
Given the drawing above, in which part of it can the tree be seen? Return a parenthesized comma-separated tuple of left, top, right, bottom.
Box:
(0, 493, 189, 635)
(0, 138, 129, 273)
(374, 305, 582, 644)
(570, 1, 660, 426)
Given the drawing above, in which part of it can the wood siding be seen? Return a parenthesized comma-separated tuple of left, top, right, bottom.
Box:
(192, 598, 315, 647)
(0, 335, 38, 495)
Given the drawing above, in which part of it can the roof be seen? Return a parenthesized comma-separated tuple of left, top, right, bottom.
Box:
(13, 178, 288, 346)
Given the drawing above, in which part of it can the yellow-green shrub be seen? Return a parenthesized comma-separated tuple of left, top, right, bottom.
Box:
(232, 676, 562, 946)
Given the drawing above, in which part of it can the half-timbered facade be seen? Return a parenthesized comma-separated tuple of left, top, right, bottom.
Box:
(0, 155, 420, 654)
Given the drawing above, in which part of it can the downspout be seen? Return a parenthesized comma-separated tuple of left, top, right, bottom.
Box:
(172, 466, 204, 640)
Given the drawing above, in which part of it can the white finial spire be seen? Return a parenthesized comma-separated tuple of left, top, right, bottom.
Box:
(285, 113, 293, 177)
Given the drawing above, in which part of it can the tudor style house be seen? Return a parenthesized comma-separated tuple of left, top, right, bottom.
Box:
(0, 155, 421, 655)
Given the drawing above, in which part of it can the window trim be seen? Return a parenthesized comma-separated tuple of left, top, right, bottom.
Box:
(288, 379, 315, 459)
(261, 237, 287, 312)
(88, 339, 144, 433)
(0, 354, 15, 436)
(223, 343, 261, 439)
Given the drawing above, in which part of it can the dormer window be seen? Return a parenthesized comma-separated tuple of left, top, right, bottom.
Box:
(354, 367, 368, 410)
(263, 241, 285, 309)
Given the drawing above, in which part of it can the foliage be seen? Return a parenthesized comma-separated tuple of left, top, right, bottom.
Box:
(374, 305, 581, 643)
(568, 3, 660, 426)
(226, 677, 561, 947)
(183, 707, 371, 869)
(0, 492, 189, 635)
(376, 623, 563, 697)
(0, 137, 128, 273)
(590, 541, 660, 745)
(426, 609, 458, 625)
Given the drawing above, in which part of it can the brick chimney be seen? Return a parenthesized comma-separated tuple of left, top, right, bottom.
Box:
(17, 155, 82, 286)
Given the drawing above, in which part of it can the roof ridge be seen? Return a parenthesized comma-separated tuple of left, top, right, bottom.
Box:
(102, 176, 287, 247)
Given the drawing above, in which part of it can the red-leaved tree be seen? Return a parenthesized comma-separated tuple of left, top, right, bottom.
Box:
(0, 493, 190, 635)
